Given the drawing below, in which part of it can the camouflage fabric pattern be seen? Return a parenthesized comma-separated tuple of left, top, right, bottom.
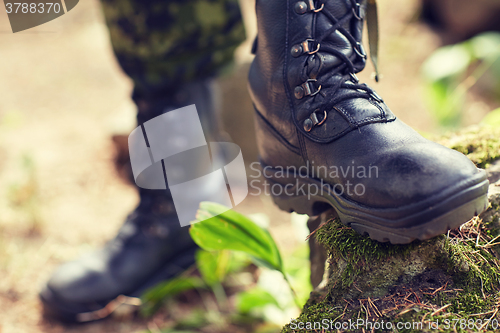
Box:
(101, 0, 245, 98)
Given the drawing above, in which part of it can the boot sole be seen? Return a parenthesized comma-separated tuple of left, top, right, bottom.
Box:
(39, 246, 198, 323)
(263, 165, 489, 244)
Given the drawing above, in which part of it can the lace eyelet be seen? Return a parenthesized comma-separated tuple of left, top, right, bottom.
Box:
(352, 2, 362, 20)
(302, 39, 320, 55)
(306, 79, 322, 96)
(304, 109, 328, 132)
(295, 79, 322, 99)
(354, 42, 367, 59)
(291, 40, 320, 58)
(313, 109, 328, 126)
(307, 0, 324, 12)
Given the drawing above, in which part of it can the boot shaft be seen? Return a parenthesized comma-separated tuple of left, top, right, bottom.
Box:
(249, 0, 368, 148)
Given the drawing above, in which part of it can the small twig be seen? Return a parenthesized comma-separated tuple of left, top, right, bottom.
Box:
(475, 252, 490, 264)
(479, 307, 499, 331)
(421, 312, 429, 324)
(478, 234, 500, 248)
(411, 289, 421, 304)
(469, 309, 496, 317)
(305, 220, 330, 241)
(343, 298, 354, 307)
(483, 242, 500, 248)
(396, 304, 415, 317)
(359, 299, 369, 320)
(423, 281, 448, 296)
(331, 304, 348, 323)
(368, 297, 382, 317)
(480, 277, 486, 299)
(381, 306, 398, 315)
(431, 304, 451, 316)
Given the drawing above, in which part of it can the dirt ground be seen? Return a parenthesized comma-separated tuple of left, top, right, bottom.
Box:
(0, 0, 481, 332)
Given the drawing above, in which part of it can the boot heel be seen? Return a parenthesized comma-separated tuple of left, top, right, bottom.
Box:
(272, 191, 332, 216)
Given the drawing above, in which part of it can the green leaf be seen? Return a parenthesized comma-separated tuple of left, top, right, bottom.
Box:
(190, 202, 283, 272)
(423, 80, 464, 128)
(226, 250, 252, 273)
(195, 249, 230, 286)
(141, 275, 203, 316)
(236, 288, 280, 314)
(470, 32, 500, 59)
(421, 44, 471, 82)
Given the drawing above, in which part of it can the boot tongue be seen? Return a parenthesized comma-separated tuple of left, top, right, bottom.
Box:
(304, 1, 367, 78)
(321, 0, 351, 24)
(317, 2, 354, 69)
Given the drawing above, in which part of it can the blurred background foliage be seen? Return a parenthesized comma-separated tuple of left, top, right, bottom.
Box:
(422, 32, 500, 128)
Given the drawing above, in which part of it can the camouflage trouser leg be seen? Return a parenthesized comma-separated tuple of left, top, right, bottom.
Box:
(100, 0, 246, 100)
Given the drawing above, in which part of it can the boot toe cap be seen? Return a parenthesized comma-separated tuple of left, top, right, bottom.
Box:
(45, 254, 113, 303)
(40, 251, 120, 321)
(350, 142, 482, 208)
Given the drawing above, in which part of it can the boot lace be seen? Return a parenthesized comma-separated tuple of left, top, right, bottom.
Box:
(295, 0, 382, 132)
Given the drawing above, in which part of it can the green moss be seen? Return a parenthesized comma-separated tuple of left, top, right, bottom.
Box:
(315, 218, 416, 261)
(450, 292, 498, 315)
(437, 125, 500, 168)
(390, 289, 500, 332)
(393, 310, 499, 333)
(445, 238, 500, 295)
(315, 218, 419, 290)
(285, 214, 500, 332)
(281, 291, 348, 333)
(284, 290, 500, 333)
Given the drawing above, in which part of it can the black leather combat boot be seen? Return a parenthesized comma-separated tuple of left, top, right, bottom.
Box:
(40, 80, 220, 322)
(248, 0, 489, 244)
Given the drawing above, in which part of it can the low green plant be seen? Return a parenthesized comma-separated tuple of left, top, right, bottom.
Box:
(190, 202, 301, 307)
(141, 202, 311, 332)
